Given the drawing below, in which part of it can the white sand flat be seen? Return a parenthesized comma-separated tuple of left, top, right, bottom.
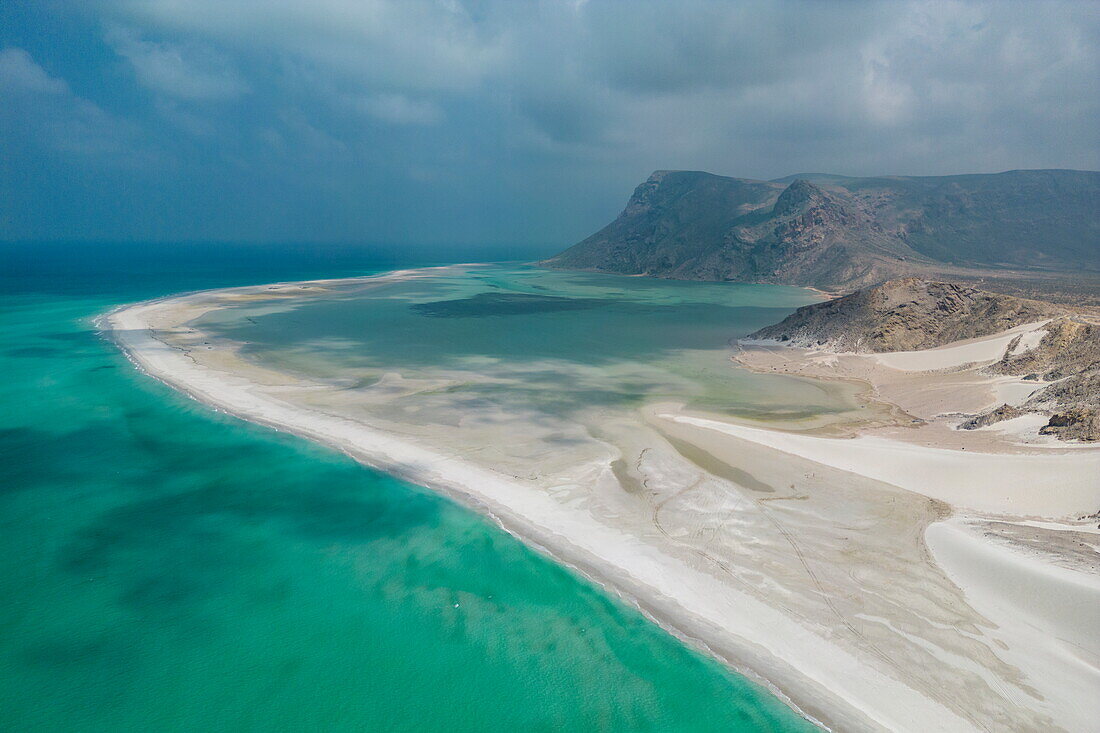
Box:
(926, 518, 1100, 733)
(663, 413, 1100, 517)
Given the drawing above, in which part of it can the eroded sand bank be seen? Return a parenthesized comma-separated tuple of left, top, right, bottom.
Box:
(103, 268, 1100, 732)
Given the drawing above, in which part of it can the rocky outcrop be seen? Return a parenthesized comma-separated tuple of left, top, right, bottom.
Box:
(989, 318, 1099, 379)
(749, 278, 1099, 441)
(1038, 408, 1100, 442)
(748, 277, 1061, 352)
(959, 404, 1024, 430)
(544, 168, 1100, 291)
(985, 317, 1100, 440)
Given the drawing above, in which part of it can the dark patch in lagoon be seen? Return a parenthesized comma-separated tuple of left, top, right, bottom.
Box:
(7, 346, 65, 358)
(41, 331, 95, 342)
(411, 292, 608, 318)
(19, 635, 137, 670)
(0, 425, 124, 492)
(59, 467, 441, 617)
(712, 405, 851, 421)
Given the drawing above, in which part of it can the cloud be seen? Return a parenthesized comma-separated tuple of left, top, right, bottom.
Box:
(0, 46, 140, 158)
(0, 47, 69, 95)
(105, 25, 247, 100)
(107, 0, 504, 93)
(95, 0, 1098, 167)
(352, 94, 443, 126)
(577, 0, 887, 95)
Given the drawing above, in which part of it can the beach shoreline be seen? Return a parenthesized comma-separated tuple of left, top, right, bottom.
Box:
(102, 267, 1100, 733)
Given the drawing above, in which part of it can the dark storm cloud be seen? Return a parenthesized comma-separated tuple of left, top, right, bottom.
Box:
(0, 0, 1096, 247)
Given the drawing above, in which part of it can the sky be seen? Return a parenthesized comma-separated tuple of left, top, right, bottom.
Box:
(1, 0, 1097, 249)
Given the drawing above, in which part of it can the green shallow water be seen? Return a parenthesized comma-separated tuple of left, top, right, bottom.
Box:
(0, 251, 817, 731)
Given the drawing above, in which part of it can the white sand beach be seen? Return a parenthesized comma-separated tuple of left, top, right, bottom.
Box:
(103, 269, 1100, 733)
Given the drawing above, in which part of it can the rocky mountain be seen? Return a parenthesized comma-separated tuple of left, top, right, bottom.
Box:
(749, 277, 1062, 352)
(543, 169, 1100, 291)
(748, 277, 1099, 441)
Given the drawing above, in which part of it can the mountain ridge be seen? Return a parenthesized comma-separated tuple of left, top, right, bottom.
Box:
(544, 168, 1100, 291)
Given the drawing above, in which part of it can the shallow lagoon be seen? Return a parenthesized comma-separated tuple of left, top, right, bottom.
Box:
(198, 265, 861, 425)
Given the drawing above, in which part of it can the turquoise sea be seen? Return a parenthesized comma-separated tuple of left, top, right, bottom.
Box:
(0, 243, 816, 731)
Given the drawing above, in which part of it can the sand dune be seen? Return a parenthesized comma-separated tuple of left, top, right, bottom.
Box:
(872, 321, 1051, 371)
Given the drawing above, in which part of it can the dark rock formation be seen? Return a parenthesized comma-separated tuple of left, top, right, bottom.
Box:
(1039, 408, 1100, 442)
(959, 404, 1025, 430)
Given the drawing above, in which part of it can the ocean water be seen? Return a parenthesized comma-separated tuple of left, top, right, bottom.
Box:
(0, 244, 816, 731)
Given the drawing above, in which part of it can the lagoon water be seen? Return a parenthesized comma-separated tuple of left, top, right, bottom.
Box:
(196, 265, 856, 429)
(0, 245, 818, 731)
